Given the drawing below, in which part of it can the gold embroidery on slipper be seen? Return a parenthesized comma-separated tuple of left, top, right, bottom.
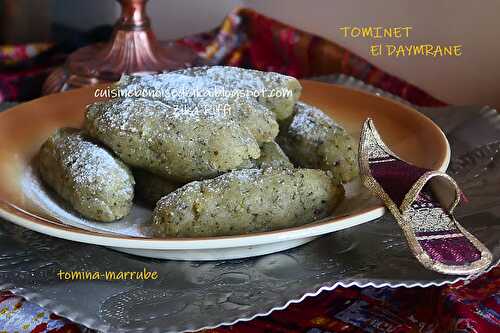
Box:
(368, 158, 396, 164)
(400, 172, 461, 215)
(416, 233, 463, 241)
(404, 206, 456, 233)
(359, 118, 493, 275)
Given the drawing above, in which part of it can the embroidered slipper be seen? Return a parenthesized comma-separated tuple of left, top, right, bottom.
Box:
(359, 118, 492, 275)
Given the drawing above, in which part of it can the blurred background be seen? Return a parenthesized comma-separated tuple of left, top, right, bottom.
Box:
(1, 0, 499, 108)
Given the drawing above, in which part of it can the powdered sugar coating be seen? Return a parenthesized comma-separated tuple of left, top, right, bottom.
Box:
(38, 128, 134, 222)
(277, 101, 359, 183)
(115, 72, 279, 143)
(84, 98, 260, 182)
(172, 66, 302, 120)
(152, 168, 344, 237)
(289, 102, 343, 138)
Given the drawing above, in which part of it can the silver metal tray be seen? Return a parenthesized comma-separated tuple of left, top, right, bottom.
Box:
(0, 77, 499, 333)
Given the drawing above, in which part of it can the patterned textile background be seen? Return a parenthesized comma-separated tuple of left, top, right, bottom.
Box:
(0, 7, 498, 333)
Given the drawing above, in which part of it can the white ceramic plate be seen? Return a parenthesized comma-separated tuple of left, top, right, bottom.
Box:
(0, 80, 450, 260)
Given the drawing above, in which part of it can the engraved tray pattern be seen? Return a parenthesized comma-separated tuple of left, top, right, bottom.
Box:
(0, 77, 499, 333)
